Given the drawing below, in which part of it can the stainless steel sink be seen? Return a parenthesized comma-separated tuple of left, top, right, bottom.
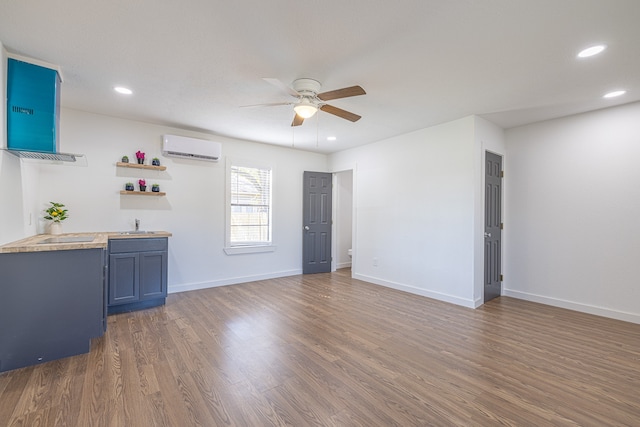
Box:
(118, 231, 158, 235)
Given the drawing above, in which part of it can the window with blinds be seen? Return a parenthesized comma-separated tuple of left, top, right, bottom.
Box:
(229, 164, 272, 245)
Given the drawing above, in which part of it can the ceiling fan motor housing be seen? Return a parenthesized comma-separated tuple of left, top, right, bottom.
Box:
(293, 78, 322, 95)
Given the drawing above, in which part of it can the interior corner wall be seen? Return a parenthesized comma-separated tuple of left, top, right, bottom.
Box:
(0, 41, 29, 245)
(504, 101, 640, 324)
(329, 116, 477, 307)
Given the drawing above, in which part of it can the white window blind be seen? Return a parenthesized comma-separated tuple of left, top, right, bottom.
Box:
(229, 164, 272, 245)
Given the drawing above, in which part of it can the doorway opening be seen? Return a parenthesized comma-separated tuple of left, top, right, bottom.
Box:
(333, 170, 353, 272)
(302, 169, 355, 275)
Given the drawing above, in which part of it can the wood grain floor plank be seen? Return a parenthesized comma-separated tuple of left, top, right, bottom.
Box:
(144, 390, 174, 427)
(2, 269, 640, 426)
(73, 333, 107, 427)
(151, 361, 197, 427)
(225, 379, 292, 426)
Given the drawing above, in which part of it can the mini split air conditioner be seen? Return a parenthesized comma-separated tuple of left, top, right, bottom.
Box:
(162, 134, 221, 161)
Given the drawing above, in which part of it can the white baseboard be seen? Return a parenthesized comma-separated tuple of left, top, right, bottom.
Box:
(336, 261, 352, 269)
(169, 271, 640, 325)
(353, 273, 476, 308)
(503, 288, 640, 325)
(168, 269, 302, 294)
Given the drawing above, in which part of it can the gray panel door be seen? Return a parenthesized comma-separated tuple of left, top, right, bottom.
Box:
(303, 171, 332, 274)
(484, 152, 503, 302)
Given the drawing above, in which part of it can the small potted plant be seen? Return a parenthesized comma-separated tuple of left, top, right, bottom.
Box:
(138, 179, 147, 191)
(125, 182, 134, 191)
(121, 155, 129, 163)
(151, 183, 160, 192)
(135, 150, 145, 164)
(152, 157, 161, 166)
(44, 202, 68, 235)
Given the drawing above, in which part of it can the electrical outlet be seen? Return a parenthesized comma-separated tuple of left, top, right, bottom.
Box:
(373, 257, 378, 267)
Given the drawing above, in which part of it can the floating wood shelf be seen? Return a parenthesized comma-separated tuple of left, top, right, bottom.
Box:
(120, 191, 166, 196)
(116, 162, 166, 171)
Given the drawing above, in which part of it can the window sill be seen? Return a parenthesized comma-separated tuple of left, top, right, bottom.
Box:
(224, 245, 277, 255)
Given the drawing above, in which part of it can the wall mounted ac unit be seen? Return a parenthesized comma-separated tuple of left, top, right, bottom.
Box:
(162, 134, 221, 162)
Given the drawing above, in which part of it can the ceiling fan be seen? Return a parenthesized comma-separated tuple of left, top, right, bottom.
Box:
(255, 78, 366, 127)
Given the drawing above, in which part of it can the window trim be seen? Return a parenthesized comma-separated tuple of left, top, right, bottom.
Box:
(223, 245, 277, 255)
(224, 157, 275, 255)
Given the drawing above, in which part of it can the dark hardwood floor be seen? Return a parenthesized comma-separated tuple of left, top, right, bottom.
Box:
(1, 269, 639, 426)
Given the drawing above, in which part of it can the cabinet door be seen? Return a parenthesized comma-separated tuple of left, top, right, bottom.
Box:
(139, 251, 167, 300)
(109, 253, 139, 305)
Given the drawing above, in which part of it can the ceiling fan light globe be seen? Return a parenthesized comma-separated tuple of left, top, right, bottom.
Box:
(294, 104, 318, 118)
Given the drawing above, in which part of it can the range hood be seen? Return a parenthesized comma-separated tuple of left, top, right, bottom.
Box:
(4, 150, 80, 162)
(5, 55, 85, 163)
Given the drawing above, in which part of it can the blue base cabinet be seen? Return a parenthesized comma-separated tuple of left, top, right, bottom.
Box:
(108, 238, 168, 314)
(0, 248, 106, 373)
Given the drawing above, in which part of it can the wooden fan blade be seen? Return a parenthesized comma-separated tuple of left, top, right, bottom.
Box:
(291, 114, 305, 127)
(263, 78, 300, 98)
(320, 104, 362, 122)
(317, 85, 366, 101)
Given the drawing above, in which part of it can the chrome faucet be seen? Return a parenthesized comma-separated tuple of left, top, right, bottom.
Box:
(135, 218, 140, 231)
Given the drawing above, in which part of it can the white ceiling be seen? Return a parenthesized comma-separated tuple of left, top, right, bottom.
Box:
(1, 0, 639, 153)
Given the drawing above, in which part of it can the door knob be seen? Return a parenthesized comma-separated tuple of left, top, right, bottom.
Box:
(484, 232, 491, 238)
(304, 226, 310, 231)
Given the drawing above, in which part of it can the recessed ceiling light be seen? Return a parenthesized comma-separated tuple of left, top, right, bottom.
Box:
(327, 136, 337, 141)
(114, 86, 133, 95)
(578, 45, 606, 58)
(603, 90, 626, 98)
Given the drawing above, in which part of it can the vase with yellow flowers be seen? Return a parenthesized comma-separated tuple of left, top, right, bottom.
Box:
(44, 202, 68, 235)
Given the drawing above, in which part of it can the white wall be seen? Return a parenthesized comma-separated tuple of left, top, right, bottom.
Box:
(505, 102, 640, 323)
(0, 42, 32, 245)
(31, 108, 327, 292)
(334, 170, 353, 269)
(330, 116, 478, 307)
(473, 116, 506, 305)
(0, 43, 50, 245)
(0, 151, 24, 245)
